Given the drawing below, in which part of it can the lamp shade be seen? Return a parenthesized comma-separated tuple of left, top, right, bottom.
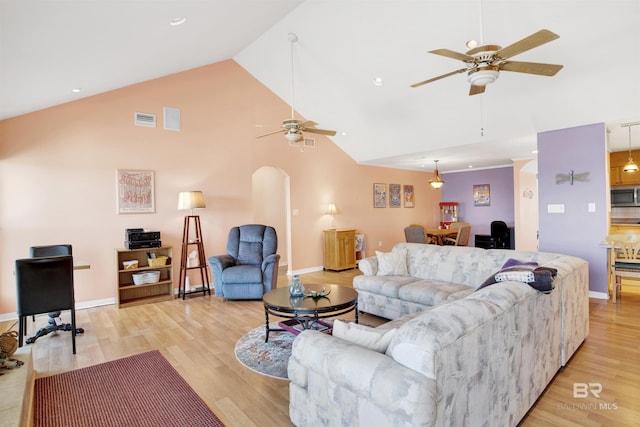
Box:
(325, 203, 337, 215)
(178, 191, 206, 211)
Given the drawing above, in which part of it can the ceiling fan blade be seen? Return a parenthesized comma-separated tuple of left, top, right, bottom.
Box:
(411, 68, 467, 88)
(304, 127, 337, 136)
(297, 120, 318, 128)
(500, 61, 563, 76)
(429, 49, 475, 62)
(257, 129, 285, 138)
(495, 29, 559, 60)
(469, 85, 486, 96)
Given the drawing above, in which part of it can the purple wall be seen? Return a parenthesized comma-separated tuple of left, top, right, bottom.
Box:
(538, 123, 608, 294)
(441, 167, 514, 244)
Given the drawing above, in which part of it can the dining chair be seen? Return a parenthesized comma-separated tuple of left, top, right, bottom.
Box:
(404, 225, 429, 244)
(610, 239, 640, 303)
(15, 255, 78, 354)
(443, 222, 471, 246)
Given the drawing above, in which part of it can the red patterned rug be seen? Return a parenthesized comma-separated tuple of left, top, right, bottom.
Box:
(33, 350, 225, 427)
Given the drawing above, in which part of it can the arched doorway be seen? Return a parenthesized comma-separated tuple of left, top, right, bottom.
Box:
(252, 167, 291, 273)
(516, 159, 539, 251)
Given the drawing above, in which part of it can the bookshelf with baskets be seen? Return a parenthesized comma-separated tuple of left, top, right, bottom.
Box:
(116, 246, 174, 308)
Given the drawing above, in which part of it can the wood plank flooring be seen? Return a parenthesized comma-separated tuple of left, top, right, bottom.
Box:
(3, 268, 639, 426)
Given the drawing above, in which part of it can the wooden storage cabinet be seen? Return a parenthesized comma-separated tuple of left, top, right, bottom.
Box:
(610, 150, 640, 186)
(116, 246, 174, 308)
(323, 229, 356, 271)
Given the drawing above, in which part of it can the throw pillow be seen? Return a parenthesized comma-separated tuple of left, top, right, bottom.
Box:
(376, 248, 408, 276)
(332, 320, 397, 353)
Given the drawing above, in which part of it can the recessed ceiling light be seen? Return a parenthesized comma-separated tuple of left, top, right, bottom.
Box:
(372, 77, 384, 86)
(169, 17, 186, 26)
(341, 132, 347, 136)
(468, 165, 473, 168)
(532, 150, 539, 154)
(71, 88, 81, 93)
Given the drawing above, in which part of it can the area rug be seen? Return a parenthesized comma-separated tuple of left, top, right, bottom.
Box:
(33, 350, 225, 427)
(234, 325, 294, 380)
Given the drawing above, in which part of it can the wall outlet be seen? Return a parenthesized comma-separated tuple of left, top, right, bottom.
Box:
(378, 241, 382, 247)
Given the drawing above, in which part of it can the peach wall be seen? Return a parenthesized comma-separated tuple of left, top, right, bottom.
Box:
(0, 60, 440, 316)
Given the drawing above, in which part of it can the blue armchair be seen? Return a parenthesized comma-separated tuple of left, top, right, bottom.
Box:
(208, 224, 280, 300)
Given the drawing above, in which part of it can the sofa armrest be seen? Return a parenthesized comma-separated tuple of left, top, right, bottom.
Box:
(289, 330, 436, 425)
(358, 256, 378, 276)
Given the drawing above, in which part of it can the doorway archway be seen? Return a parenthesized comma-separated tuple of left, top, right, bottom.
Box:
(252, 167, 291, 273)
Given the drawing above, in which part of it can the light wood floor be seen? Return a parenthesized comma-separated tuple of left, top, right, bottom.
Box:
(3, 268, 640, 426)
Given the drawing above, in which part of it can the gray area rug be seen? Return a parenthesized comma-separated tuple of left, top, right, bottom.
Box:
(234, 324, 294, 380)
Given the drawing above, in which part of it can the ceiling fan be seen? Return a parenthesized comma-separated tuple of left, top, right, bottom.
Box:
(411, 29, 563, 95)
(257, 33, 336, 145)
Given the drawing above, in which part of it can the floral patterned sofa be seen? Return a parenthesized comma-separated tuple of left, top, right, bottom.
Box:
(288, 243, 589, 426)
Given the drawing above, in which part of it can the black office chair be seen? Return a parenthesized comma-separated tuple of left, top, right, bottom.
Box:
(28, 245, 72, 323)
(490, 221, 510, 249)
(15, 255, 78, 354)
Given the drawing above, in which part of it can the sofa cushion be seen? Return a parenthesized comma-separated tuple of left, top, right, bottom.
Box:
(398, 280, 473, 307)
(376, 249, 408, 276)
(353, 275, 422, 298)
(332, 320, 397, 353)
(221, 264, 262, 284)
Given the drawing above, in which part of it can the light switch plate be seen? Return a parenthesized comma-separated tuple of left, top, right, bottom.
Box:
(547, 204, 565, 214)
(588, 202, 596, 213)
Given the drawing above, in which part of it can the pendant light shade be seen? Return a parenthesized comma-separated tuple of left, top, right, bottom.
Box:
(623, 124, 638, 172)
(429, 160, 445, 189)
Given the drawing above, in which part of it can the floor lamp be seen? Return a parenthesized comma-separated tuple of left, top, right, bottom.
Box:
(177, 191, 211, 299)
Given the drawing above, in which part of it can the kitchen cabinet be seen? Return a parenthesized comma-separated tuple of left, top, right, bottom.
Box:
(610, 150, 640, 186)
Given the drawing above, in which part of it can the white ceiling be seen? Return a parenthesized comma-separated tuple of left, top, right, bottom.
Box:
(2, 1, 639, 172)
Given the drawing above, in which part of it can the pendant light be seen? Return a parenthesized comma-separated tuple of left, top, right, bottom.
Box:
(623, 123, 639, 172)
(429, 160, 445, 189)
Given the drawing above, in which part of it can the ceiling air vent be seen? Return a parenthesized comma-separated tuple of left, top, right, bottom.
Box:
(303, 138, 316, 149)
(134, 112, 156, 128)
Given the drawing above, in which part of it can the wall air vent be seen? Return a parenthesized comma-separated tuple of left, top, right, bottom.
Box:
(303, 138, 316, 148)
(134, 112, 156, 128)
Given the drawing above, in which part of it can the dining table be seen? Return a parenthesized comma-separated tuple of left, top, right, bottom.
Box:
(424, 228, 458, 245)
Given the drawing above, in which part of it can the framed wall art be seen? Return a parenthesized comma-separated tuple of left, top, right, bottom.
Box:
(116, 169, 155, 214)
(473, 184, 491, 207)
(403, 185, 414, 208)
(373, 183, 387, 208)
(389, 183, 401, 208)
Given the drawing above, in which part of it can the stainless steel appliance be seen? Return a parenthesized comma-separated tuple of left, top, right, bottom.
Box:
(611, 186, 640, 207)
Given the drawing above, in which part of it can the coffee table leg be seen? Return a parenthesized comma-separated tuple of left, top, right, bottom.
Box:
(264, 307, 270, 343)
(355, 302, 359, 324)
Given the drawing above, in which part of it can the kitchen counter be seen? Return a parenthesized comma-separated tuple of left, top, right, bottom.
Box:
(611, 218, 640, 225)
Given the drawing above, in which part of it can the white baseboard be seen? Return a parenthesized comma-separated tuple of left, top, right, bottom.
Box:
(589, 291, 609, 300)
(288, 266, 324, 276)
(0, 297, 117, 322)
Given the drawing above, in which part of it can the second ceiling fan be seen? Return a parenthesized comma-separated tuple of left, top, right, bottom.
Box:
(411, 29, 564, 95)
(257, 33, 336, 145)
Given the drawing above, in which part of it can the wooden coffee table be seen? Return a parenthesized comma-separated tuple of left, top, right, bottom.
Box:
(262, 283, 358, 342)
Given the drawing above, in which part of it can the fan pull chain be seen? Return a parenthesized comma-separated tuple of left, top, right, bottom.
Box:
(480, 96, 485, 137)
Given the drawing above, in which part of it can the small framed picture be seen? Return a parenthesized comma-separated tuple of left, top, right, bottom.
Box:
(389, 184, 401, 208)
(373, 183, 387, 208)
(403, 185, 414, 208)
(116, 169, 155, 214)
(473, 184, 491, 207)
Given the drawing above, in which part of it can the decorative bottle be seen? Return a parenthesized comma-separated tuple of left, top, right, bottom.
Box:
(289, 274, 305, 297)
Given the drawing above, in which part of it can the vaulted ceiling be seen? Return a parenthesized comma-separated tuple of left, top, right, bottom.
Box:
(2, 1, 639, 172)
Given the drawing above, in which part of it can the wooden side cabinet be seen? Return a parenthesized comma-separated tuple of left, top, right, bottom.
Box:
(116, 246, 174, 308)
(323, 229, 356, 271)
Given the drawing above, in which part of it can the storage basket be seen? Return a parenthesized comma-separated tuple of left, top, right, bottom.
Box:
(122, 260, 139, 270)
(132, 270, 161, 285)
(147, 256, 168, 267)
(0, 330, 18, 357)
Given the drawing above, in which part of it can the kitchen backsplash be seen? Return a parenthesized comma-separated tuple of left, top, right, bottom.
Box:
(611, 206, 640, 219)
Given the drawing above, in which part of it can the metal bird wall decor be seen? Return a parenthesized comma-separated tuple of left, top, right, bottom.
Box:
(555, 170, 589, 185)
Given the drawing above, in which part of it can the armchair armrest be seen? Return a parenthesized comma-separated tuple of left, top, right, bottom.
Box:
(208, 254, 235, 271)
(261, 253, 279, 271)
(288, 330, 435, 425)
